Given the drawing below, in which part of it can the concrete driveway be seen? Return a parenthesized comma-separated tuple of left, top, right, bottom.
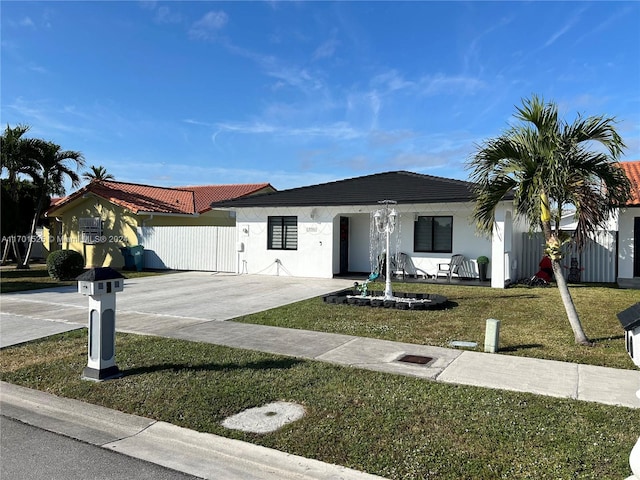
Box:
(1, 272, 355, 345)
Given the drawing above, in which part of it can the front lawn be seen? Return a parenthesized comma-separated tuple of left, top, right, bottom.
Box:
(235, 281, 638, 369)
(0, 263, 169, 294)
(1, 329, 638, 480)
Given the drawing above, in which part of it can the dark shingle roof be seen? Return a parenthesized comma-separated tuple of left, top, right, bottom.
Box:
(210, 171, 478, 208)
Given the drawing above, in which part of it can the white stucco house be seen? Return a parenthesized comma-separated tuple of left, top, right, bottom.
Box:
(212, 171, 526, 289)
(617, 161, 640, 288)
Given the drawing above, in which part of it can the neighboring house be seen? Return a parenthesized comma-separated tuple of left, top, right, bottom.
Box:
(618, 160, 640, 288)
(211, 170, 525, 289)
(44, 180, 274, 269)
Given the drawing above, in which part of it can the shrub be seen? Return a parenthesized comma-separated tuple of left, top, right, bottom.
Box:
(46, 250, 85, 280)
(477, 256, 490, 264)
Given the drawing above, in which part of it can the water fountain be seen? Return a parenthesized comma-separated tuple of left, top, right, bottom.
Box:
(323, 200, 448, 310)
(374, 200, 397, 300)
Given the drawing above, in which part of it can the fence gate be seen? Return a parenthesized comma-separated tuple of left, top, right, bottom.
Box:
(137, 226, 236, 272)
(519, 231, 617, 283)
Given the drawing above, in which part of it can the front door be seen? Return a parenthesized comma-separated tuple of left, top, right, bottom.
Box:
(339, 217, 349, 275)
(634, 217, 640, 277)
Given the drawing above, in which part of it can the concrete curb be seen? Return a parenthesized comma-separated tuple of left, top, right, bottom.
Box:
(0, 382, 387, 480)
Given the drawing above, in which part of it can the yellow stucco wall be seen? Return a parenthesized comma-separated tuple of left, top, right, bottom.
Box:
(49, 197, 140, 268)
(46, 198, 235, 268)
(141, 209, 235, 227)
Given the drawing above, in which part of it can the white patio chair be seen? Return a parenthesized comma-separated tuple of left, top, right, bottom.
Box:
(436, 254, 465, 282)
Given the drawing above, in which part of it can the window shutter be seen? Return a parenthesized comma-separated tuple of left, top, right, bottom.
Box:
(79, 217, 102, 244)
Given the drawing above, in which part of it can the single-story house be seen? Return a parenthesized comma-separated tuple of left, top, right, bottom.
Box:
(618, 160, 640, 288)
(44, 180, 274, 269)
(211, 170, 525, 289)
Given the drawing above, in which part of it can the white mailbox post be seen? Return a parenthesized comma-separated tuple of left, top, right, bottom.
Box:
(77, 267, 125, 381)
(618, 303, 640, 480)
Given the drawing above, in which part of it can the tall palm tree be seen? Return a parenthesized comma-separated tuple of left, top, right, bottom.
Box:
(0, 124, 40, 264)
(82, 165, 114, 182)
(0, 124, 39, 200)
(467, 95, 631, 345)
(21, 140, 85, 268)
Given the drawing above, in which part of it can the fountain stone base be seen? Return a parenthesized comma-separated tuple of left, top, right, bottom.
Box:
(323, 289, 448, 310)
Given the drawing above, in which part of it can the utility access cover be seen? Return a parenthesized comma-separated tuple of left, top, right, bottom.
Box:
(221, 401, 305, 433)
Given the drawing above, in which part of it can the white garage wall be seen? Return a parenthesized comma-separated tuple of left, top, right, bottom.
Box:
(138, 226, 236, 272)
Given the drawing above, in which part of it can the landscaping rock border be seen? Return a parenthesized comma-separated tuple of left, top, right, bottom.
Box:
(323, 289, 448, 310)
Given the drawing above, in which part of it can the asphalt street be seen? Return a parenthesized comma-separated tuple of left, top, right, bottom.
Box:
(0, 415, 201, 480)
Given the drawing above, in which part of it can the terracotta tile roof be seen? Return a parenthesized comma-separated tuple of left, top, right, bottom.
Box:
(177, 183, 274, 213)
(620, 161, 640, 206)
(46, 180, 275, 216)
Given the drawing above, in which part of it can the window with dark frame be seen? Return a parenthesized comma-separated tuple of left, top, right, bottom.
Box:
(268, 216, 298, 250)
(414, 216, 452, 253)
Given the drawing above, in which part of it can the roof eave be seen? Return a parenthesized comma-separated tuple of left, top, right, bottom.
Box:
(137, 211, 200, 217)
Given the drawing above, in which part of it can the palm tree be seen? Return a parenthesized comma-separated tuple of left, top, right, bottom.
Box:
(21, 140, 85, 268)
(0, 124, 38, 199)
(82, 165, 114, 182)
(0, 124, 40, 264)
(467, 95, 631, 346)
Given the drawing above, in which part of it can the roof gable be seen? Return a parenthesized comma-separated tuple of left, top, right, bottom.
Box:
(48, 181, 196, 215)
(177, 183, 275, 213)
(210, 171, 480, 208)
(620, 161, 640, 206)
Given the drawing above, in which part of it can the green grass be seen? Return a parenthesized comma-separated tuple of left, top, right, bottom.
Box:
(234, 281, 638, 369)
(1, 329, 638, 480)
(0, 263, 169, 293)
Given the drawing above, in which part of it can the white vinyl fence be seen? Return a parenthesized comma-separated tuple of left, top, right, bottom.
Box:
(519, 231, 617, 283)
(137, 226, 237, 272)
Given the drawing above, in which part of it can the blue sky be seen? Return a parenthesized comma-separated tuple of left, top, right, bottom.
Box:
(2, 1, 639, 192)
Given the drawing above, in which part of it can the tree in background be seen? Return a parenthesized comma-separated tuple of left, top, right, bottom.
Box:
(0, 124, 40, 264)
(1, 124, 37, 190)
(82, 165, 114, 182)
(467, 95, 631, 345)
(21, 140, 85, 268)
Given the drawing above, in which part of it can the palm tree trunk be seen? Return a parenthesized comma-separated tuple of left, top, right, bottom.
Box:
(20, 192, 45, 269)
(551, 259, 592, 346)
(541, 213, 592, 347)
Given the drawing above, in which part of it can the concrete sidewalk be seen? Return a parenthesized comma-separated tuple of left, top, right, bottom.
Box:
(1, 272, 639, 479)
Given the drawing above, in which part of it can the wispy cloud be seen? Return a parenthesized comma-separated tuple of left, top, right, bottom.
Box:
(214, 120, 363, 141)
(224, 42, 329, 97)
(371, 70, 483, 97)
(3, 97, 92, 136)
(417, 74, 485, 96)
(368, 130, 416, 148)
(313, 36, 339, 60)
(371, 70, 414, 93)
(189, 10, 228, 40)
(544, 8, 584, 48)
(574, 5, 635, 46)
(19, 17, 36, 28)
(154, 6, 183, 25)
